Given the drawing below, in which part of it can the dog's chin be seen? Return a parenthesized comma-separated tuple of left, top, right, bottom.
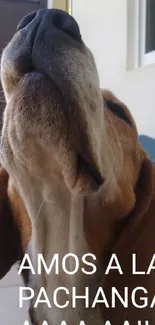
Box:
(1, 68, 104, 197)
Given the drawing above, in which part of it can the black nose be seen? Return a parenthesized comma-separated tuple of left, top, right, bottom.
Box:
(17, 9, 82, 43)
(17, 10, 39, 30)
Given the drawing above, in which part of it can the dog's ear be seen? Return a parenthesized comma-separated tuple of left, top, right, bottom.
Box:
(0, 168, 22, 279)
(101, 158, 155, 323)
(102, 89, 136, 127)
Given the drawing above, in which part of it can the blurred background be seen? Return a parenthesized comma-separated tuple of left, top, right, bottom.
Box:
(0, 1, 154, 324)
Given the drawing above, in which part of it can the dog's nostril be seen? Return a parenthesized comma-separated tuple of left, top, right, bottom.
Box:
(50, 10, 82, 43)
(17, 9, 81, 43)
(17, 11, 38, 31)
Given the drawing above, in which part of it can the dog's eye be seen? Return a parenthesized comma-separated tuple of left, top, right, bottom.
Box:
(106, 100, 133, 127)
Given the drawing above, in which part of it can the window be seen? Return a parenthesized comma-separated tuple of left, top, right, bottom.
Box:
(139, 0, 155, 66)
(67, 0, 72, 15)
(127, 0, 155, 69)
(48, 0, 72, 14)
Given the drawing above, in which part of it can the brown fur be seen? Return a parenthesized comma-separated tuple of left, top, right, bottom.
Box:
(8, 180, 31, 252)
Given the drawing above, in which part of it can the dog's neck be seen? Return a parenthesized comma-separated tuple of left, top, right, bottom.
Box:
(12, 155, 137, 263)
(28, 178, 87, 264)
(7, 102, 142, 325)
(12, 173, 106, 324)
(8, 104, 141, 262)
(9, 161, 137, 325)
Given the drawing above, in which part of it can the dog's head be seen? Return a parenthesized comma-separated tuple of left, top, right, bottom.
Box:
(0, 8, 141, 198)
(0, 9, 153, 278)
(1, 9, 105, 197)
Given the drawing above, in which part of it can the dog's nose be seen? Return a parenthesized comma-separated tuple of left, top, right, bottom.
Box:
(1, 8, 83, 101)
(17, 9, 82, 43)
(17, 10, 39, 30)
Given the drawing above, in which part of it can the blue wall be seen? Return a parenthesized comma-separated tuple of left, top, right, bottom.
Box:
(139, 135, 155, 163)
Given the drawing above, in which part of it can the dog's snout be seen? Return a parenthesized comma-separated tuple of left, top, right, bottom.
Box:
(1, 8, 83, 101)
(49, 9, 82, 43)
(17, 9, 82, 43)
(17, 11, 38, 31)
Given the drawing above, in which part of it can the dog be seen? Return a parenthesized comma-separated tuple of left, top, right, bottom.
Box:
(0, 8, 155, 325)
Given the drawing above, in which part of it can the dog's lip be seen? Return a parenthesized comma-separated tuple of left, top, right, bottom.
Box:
(72, 154, 104, 195)
(59, 147, 104, 195)
(75, 154, 104, 187)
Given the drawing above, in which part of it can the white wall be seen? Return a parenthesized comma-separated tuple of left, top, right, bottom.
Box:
(73, 0, 155, 138)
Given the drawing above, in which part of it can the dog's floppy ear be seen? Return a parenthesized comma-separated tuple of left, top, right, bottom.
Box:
(102, 89, 135, 127)
(0, 168, 23, 279)
(101, 158, 155, 323)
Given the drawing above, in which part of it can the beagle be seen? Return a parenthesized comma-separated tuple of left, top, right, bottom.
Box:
(0, 8, 155, 325)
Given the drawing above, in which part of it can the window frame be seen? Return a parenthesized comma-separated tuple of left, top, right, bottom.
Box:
(127, 0, 155, 70)
(139, 0, 155, 66)
(48, 0, 72, 14)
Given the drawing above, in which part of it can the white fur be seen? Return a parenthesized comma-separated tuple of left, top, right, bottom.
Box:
(13, 170, 104, 325)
